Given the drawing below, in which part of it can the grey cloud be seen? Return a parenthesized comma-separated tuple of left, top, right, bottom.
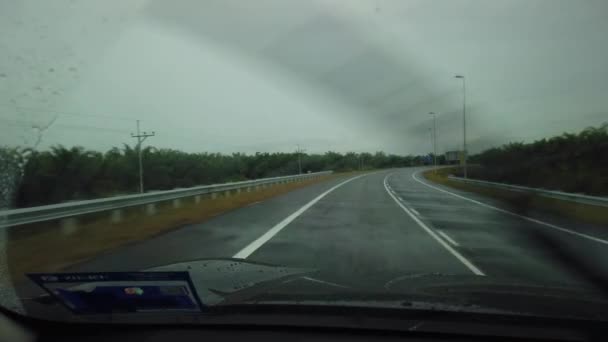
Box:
(1, 0, 607, 155)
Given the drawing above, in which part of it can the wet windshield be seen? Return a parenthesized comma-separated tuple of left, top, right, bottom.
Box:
(1, 0, 608, 323)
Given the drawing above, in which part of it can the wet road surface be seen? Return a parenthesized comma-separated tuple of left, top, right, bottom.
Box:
(65, 167, 608, 289)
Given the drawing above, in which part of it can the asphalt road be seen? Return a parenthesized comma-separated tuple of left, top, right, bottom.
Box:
(63, 167, 608, 290)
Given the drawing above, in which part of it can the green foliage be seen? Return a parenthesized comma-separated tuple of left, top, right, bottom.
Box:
(469, 123, 608, 195)
(0, 146, 26, 209)
(2, 145, 426, 208)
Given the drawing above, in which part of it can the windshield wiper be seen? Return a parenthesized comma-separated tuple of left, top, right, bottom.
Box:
(527, 228, 608, 297)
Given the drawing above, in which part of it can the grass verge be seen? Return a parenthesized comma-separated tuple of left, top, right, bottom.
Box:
(424, 167, 608, 226)
(7, 172, 361, 280)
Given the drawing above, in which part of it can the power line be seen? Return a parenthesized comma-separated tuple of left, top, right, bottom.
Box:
(0, 103, 138, 121)
(0, 118, 129, 134)
(52, 123, 129, 134)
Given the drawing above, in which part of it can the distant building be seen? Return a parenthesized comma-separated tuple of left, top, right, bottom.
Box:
(445, 151, 462, 165)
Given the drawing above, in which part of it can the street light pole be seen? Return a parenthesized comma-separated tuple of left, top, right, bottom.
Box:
(131, 120, 155, 193)
(454, 75, 467, 179)
(298, 148, 302, 175)
(429, 112, 437, 173)
(296, 145, 305, 174)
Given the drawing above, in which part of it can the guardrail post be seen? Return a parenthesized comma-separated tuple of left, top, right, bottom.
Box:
(60, 217, 78, 235)
(110, 209, 123, 223)
(446, 175, 608, 208)
(146, 203, 156, 215)
(0, 171, 338, 228)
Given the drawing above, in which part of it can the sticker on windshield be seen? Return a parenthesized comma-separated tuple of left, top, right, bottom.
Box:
(27, 272, 204, 314)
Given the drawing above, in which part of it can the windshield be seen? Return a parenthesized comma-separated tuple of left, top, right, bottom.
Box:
(1, 0, 608, 327)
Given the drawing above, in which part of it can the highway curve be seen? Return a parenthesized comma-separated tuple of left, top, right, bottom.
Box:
(62, 167, 608, 291)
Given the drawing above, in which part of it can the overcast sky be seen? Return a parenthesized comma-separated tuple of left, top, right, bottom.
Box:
(1, 0, 607, 155)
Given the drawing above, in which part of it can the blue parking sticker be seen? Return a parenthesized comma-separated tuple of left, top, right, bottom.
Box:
(28, 272, 204, 314)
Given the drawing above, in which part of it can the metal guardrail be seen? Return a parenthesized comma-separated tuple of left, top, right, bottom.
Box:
(0, 171, 333, 228)
(448, 175, 608, 207)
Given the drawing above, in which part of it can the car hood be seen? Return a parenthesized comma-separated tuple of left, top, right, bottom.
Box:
(24, 258, 608, 321)
(146, 258, 608, 320)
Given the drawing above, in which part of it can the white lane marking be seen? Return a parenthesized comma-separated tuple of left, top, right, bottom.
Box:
(410, 208, 421, 217)
(282, 276, 350, 289)
(300, 276, 350, 289)
(233, 174, 368, 259)
(383, 174, 485, 276)
(437, 230, 460, 247)
(412, 171, 608, 246)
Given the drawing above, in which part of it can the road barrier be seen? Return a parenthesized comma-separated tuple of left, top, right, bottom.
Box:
(448, 176, 608, 208)
(0, 171, 333, 228)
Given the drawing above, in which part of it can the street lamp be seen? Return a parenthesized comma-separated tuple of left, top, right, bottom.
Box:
(429, 112, 437, 173)
(296, 145, 305, 174)
(454, 75, 467, 179)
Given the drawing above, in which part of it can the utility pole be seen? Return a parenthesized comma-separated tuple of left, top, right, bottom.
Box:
(131, 120, 155, 193)
(454, 75, 467, 178)
(428, 128, 434, 166)
(429, 112, 438, 174)
(296, 145, 305, 174)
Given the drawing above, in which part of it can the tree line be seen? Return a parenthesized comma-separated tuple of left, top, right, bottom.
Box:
(469, 123, 608, 196)
(4, 123, 604, 209)
(1, 145, 429, 208)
